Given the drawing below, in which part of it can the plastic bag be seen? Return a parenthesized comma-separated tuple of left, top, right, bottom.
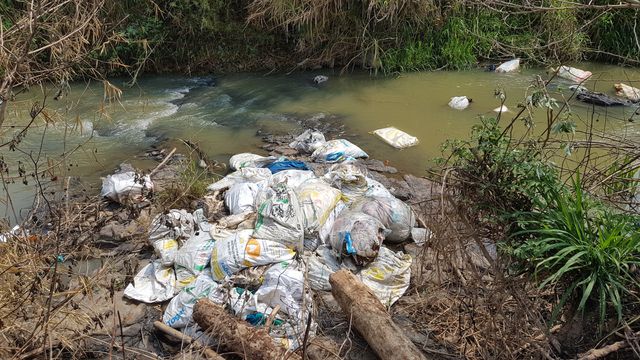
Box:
(210, 229, 296, 281)
(289, 130, 326, 153)
(101, 171, 153, 204)
(254, 261, 305, 317)
(123, 261, 176, 303)
(448, 96, 470, 110)
(615, 83, 640, 102)
(308, 245, 343, 291)
(364, 178, 393, 198)
(269, 170, 316, 189)
(329, 211, 387, 265)
(495, 58, 520, 73)
(149, 209, 197, 266)
(253, 183, 305, 250)
(296, 179, 342, 235)
(493, 105, 509, 113)
(350, 196, 415, 242)
(229, 153, 276, 170)
(225, 181, 263, 215)
(319, 201, 347, 244)
(207, 168, 272, 192)
(174, 231, 215, 275)
(555, 65, 592, 83)
(323, 163, 368, 203)
(266, 160, 310, 174)
(163, 271, 226, 328)
(311, 139, 368, 163)
(358, 247, 411, 306)
(373, 127, 419, 149)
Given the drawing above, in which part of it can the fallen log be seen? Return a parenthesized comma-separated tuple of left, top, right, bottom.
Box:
(193, 298, 301, 360)
(329, 269, 430, 360)
(153, 321, 225, 360)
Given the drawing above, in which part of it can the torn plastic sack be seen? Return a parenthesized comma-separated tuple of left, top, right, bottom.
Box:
(163, 271, 226, 329)
(225, 181, 263, 215)
(358, 247, 411, 306)
(308, 245, 343, 291)
(323, 163, 368, 203)
(148, 209, 197, 266)
(364, 177, 393, 199)
(319, 201, 347, 245)
(448, 96, 470, 110)
(101, 171, 153, 204)
(254, 261, 304, 317)
(329, 211, 387, 265)
(229, 153, 276, 170)
(411, 227, 432, 246)
(124, 260, 176, 303)
(495, 58, 520, 73)
(207, 167, 272, 192)
(210, 229, 296, 281)
(253, 183, 305, 250)
(615, 83, 640, 102)
(555, 65, 592, 83)
(174, 231, 215, 275)
(296, 179, 342, 235)
(289, 130, 326, 153)
(350, 196, 416, 242)
(373, 127, 419, 149)
(266, 160, 310, 174)
(311, 139, 368, 163)
(269, 169, 316, 189)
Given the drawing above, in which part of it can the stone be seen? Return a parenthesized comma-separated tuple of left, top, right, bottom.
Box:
(362, 159, 398, 174)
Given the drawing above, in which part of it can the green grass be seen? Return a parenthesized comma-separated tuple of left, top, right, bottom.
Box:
(514, 175, 640, 327)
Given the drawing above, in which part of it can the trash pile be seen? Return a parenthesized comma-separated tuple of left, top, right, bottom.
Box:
(118, 130, 427, 351)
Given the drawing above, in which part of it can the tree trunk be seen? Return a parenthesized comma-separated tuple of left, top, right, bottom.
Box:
(329, 269, 431, 360)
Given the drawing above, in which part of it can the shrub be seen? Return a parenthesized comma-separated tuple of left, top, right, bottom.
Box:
(514, 175, 640, 326)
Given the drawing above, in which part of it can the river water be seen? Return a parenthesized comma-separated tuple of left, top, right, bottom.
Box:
(2, 64, 639, 222)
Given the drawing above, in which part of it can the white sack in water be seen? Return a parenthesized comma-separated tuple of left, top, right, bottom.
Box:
(495, 58, 520, 73)
(448, 96, 470, 110)
(373, 127, 419, 149)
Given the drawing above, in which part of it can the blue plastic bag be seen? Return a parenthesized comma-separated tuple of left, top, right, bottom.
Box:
(266, 160, 309, 174)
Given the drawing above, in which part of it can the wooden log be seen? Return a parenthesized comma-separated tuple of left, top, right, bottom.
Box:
(329, 269, 430, 360)
(193, 298, 301, 360)
(153, 321, 225, 360)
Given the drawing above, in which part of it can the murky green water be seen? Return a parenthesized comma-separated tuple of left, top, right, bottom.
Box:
(2, 64, 639, 222)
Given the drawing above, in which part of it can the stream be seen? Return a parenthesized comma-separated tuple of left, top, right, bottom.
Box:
(2, 63, 640, 223)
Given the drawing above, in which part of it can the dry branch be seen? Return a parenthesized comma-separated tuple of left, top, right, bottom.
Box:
(193, 298, 301, 360)
(153, 321, 225, 360)
(329, 269, 430, 360)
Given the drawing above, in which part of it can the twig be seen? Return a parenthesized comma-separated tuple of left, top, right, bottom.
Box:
(578, 331, 640, 360)
(264, 304, 281, 333)
(153, 321, 224, 360)
(148, 147, 176, 177)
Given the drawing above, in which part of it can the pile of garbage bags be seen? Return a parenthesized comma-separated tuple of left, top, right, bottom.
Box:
(122, 130, 427, 350)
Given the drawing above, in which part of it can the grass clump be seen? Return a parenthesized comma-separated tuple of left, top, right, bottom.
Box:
(156, 161, 212, 210)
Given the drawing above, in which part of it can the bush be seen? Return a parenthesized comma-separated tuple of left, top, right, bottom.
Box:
(513, 175, 640, 327)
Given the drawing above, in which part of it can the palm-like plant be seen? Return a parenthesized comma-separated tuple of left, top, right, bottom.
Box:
(515, 175, 640, 326)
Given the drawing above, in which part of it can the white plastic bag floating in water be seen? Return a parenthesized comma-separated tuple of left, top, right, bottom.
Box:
(124, 260, 176, 303)
(358, 247, 412, 306)
(207, 167, 272, 192)
(372, 127, 419, 149)
(101, 171, 153, 204)
(225, 181, 263, 215)
(329, 211, 387, 265)
(295, 179, 342, 235)
(615, 83, 640, 102)
(253, 183, 305, 250)
(555, 65, 592, 83)
(163, 270, 226, 329)
(350, 196, 416, 242)
(210, 229, 296, 281)
(148, 209, 197, 266)
(311, 139, 368, 163)
(323, 163, 368, 203)
(493, 105, 509, 113)
(229, 153, 276, 170)
(448, 96, 470, 110)
(289, 130, 327, 154)
(495, 58, 520, 73)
